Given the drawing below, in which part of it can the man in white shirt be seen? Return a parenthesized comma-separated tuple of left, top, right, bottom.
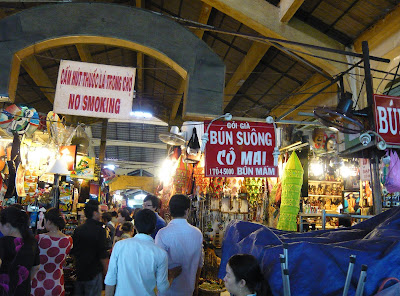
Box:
(105, 209, 180, 296)
(155, 194, 204, 296)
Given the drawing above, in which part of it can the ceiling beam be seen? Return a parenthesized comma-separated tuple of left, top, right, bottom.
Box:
(76, 44, 94, 63)
(269, 73, 338, 120)
(136, 52, 144, 96)
(91, 138, 167, 150)
(170, 79, 186, 121)
(135, 0, 145, 95)
(202, 0, 346, 76)
(194, 3, 212, 39)
(279, 0, 305, 22)
(353, 4, 400, 53)
(20, 55, 55, 103)
(224, 41, 270, 108)
(352, 5, 400, 102)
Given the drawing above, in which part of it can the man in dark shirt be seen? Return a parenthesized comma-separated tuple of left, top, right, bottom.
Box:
(71, 200, 109, 296)
(142, 194, 166, 239)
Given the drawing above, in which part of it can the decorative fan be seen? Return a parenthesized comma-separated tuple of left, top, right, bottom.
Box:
(314, 92, 364, 134)
(159, 126, 186, 146)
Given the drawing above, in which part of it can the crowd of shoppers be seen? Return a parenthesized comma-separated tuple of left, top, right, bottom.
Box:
(0, 193, 268, 296)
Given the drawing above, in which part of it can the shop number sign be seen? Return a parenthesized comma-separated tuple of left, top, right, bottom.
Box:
(373, 94, 400, 145)
(204, 120, 278, 177)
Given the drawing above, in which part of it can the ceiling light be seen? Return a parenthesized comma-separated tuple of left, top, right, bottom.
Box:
(134, 194, 146, 200)
(310, 159, 324, 176)
(130, 111, 152, 118)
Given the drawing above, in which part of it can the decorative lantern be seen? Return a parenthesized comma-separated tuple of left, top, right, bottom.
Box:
(277, 151, 304, 231)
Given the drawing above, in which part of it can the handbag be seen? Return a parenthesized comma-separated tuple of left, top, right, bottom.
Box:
(375, 278, 400, 296)
(385, 150, 400, 193)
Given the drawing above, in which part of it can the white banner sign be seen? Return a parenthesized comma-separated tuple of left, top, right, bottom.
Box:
(360, 158, 371, 181)
(54, 60, 135, 119)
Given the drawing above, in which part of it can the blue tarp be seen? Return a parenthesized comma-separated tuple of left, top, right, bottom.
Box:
(218, 207, 400, 296)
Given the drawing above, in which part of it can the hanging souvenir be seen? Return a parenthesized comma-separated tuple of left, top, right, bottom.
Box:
(193, 155, 209, 194)
(5, 133, 21, 198)
(46, 111, 67, 146)
(0, 105, 39, 136)
(0, 145, 6, 172)
(173, 155, 193, 194)
(277, 151, 304, 231)
(184, 127, 201, 163)
(16, 164, 26, 198)
(385, 150, 400, 193)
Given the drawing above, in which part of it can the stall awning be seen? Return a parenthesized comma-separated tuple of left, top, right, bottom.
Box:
(108, 175, 156, 193)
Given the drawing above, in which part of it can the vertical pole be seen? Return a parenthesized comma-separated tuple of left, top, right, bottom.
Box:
(98, 118, 108, 202)
(53, 174, 60, 209)
(362, 41, 382, 215)
(343, 255, 356, 296)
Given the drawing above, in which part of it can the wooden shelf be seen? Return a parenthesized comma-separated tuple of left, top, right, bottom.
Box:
(308, 194, 342, 198)
(309, 180, 342, 184)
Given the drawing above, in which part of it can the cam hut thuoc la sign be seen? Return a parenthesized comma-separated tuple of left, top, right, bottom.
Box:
(204, 120, 278, 177)
(53, 60, 135, 120)
(374, 94, 400, 145)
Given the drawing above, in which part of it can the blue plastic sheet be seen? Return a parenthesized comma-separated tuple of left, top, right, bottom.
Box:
(218, 207, 400, 296)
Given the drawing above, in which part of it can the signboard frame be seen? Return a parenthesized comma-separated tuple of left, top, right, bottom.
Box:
(54, 60, 135, 120)
(204, 120, 278, 177)
(373, 94, 400, 145)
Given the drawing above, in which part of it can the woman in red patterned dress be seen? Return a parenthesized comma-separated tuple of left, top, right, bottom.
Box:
(31, 208, 73, 296)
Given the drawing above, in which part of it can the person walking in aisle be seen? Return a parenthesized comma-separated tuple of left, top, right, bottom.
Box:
(104, 209, 181, 296)
(0, 206, 40, 296)
(115, 222, 134, 242)
(31, 208, 73, 296)
(101, 212, 115, 251)
(142, 194, 166, 238)
(155, 194, 203, 296)
(114, 208, 132, 241)
(70, 200, 108, 296)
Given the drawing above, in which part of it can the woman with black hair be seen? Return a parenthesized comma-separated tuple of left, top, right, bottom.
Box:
(224, 254, 271, 296)
(118, 222, 134, 241)
(0, 206, 40, 295)
(114, 208, 132, 241)
(31, 208, 73, 296)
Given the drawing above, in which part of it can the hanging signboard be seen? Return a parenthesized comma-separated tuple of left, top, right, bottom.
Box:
(373, 94, 400, 145)
(359, 158, 371, 181)
(205, 120, 278, 177)
(54, 60, 135, 119)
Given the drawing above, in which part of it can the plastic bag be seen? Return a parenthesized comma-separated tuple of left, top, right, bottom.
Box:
(385, 150, 400, 193)
(375, 278, 400, 296)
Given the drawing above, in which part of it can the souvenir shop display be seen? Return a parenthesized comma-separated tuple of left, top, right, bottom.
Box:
(63, 213, 79, 236)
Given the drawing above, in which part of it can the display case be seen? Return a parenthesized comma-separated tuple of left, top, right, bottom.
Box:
(304, 180, 343, 213)
(62, 213, 79, 236)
